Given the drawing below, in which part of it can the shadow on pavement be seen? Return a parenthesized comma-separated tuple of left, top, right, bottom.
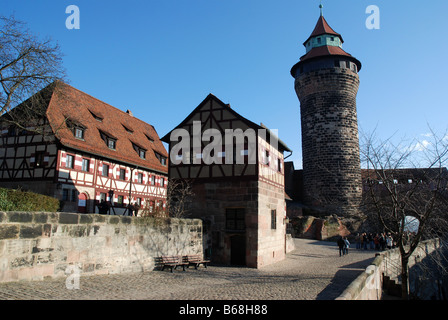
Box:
(315, 256, 376, 300)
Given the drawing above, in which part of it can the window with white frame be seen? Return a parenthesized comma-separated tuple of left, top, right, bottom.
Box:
(66, 154, 74, 169)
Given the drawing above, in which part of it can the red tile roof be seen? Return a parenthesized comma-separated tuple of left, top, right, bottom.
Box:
(300, 45, 353, 61)
(303, 15, 343, 45)
(45, 82, 168, 173)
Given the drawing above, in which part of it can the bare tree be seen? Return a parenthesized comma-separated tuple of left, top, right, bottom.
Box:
(166, 179, 194, 218)
(360, 127, 448, 299)
(0, 15, 66, 134)
(139, 179, 194, 218)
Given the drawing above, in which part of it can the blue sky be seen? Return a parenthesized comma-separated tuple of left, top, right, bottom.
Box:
(2, 0, 448, 169)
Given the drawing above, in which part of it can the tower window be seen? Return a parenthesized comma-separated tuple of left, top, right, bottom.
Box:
(271, 210, 277, 230)
(317, 37, 321, 44)
(334, 60, 340, 67)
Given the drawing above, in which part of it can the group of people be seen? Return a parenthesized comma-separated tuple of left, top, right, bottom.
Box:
(337, 236, 351, 256)
(355, 232, 395, 251)
(337, 232, 395, 257)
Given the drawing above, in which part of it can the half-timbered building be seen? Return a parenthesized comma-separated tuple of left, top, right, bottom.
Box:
(161, 94, 292, 268)
(0, 82, 168, 214)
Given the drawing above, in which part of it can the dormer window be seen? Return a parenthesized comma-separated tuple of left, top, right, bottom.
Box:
(74, 127, 85, 139)
(107, 138, 116, 150)
(99, 130, 117, 150)
(122, 124, 134, 134)
(66, 118, 86, 140)
(155, 152, 167, 166)
(131, 141, 147, 159)
(88, 109, 103, 122)
(145, 134, 154, 143)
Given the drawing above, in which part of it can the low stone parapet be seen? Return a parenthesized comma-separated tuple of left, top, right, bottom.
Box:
(0, 211, 203, 283)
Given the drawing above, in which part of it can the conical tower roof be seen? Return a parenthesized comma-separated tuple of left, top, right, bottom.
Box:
(303, 15, 343, 46)
(291, 9, 361, 76)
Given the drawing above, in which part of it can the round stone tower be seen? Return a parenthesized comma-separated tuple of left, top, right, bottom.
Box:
(290, 8, 362, 216)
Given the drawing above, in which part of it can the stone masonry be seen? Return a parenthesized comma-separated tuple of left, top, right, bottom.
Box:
(294, 66, 363, 216)
(0, 211, 203, 283)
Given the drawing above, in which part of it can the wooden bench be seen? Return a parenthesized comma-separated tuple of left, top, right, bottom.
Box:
(161, 255, 188, 273)
(185, 254, 211, 269)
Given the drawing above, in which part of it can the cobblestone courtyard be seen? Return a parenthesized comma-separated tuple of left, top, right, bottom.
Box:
(0, 239, 376, 300)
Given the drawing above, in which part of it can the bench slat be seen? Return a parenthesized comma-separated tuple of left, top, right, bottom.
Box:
(185, 254, 210, 269)
(161, 255, 188, 272)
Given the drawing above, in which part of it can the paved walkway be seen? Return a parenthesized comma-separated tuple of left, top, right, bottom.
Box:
(0, 239, 376, 300)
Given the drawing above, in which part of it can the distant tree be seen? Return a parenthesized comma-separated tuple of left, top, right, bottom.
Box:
(361, 127, 448, 299)
(165, 179, 194, 218)
(140, 179, 194, 218)
(0, 15, 66, 134)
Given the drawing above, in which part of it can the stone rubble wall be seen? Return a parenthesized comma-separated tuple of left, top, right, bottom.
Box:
(0, 211, 203, 283)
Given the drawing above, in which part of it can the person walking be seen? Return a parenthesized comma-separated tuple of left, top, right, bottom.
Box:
(379, 233, 386, 251)
(374, 233, 380, 251)
(337, 236, 345, 257)
(362, 233, 368, 250)
(369, 233, 375, 250)
(386, 233, 393, 250)
(355, 233, 361, 250)
(344, 237, 350, 255)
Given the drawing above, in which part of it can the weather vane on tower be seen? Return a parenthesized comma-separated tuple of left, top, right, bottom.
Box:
(319, 0, 324, 17)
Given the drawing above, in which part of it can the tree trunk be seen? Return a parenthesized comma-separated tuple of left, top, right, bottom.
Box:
(401, 255, 410, 299)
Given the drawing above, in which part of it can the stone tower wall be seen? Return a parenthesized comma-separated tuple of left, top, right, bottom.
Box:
(295, 66, 362, 215)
